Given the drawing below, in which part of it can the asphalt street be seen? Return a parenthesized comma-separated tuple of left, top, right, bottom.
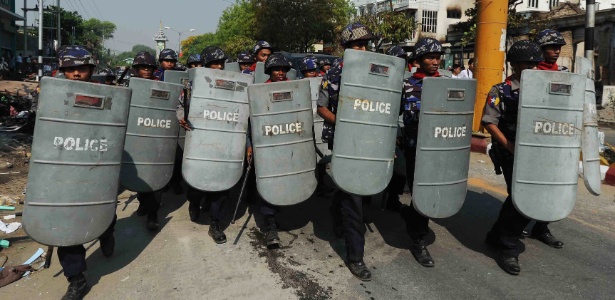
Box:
(2, 152, 614, 299)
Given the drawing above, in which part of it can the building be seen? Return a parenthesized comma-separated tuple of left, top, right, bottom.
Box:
(0, 0, 24, 58)
(515, 0, 615, 13)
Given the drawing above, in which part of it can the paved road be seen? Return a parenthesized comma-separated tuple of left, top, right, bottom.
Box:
(2, 152, 614, 299)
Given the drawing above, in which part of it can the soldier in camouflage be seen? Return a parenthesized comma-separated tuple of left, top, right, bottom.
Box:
(154, 48, 178, 81)
(55, 46, 116, 300)
(316, 22, 376, 281)
(482, 40, 544, 276)
(398, 37, 445, 268)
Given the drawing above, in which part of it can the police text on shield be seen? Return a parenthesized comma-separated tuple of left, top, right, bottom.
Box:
(353, 99, 391, 114)
(53, 137, 108, 152)
(434, 126, 467, 138)
(264, 123, 303, 136)
(533, 121, 576, 136)
(203, 109, 240, 122)
(137, 117, 172, 129)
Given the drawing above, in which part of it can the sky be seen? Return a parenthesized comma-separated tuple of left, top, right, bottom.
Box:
(18, 0, 234, 53)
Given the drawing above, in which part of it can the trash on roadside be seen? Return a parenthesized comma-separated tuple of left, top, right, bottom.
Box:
(0, 220, 21, 234)
(0, 206, 15, 211)
(0, 265, 33, 288)
(0, 196, 17, 206)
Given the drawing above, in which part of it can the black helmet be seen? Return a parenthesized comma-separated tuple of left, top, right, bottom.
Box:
(57, 45, 96, 69)
(200, 46, 227, 67)
(253, 41, 273, 56)
(340, 23, 373, 46)
(318, 58, 331, 68)
(507, 40, 544, 63)
(535, 29, 566, 47)
(186, 54, 201, 67)
(264, 53, 293, 75)
(413, 38, 444, 59)
(386, 46, 406, 58)
(98, 68, 116, 78)
(159, 48, 178, 61)
(237, 52, 253, 63)
(132, 51, 157, 68)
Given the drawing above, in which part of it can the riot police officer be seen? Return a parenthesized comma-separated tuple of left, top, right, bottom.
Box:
(398, 38, 448, 268)
(482, 40, 544, 275)
(177, 46, 230, 244)
(316, 23, 376, 281)
(247, 40, 273, 74)
(318, 58, 331, 77)
(98, 68, 116, 85)
(245, 53, 295, 248)
(237, 51, 254, 73)
(154, 48, 178, 81)
(131, 51, 164, 231)
(186, 54, 202, 69)
(54, 45, 116, 300)
(298, 56, 318, 79)
(515, 29, 568, 248)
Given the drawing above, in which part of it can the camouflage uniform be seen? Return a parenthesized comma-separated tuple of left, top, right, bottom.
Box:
(535, 29, 569, 72)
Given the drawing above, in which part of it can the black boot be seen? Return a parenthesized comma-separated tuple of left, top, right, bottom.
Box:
(497, 251, 521, 275)
(62, 273, 87, 300)
(208, 218, 227, 244)
(136, 201, 147, 216)
(346, 260, 372, 281)
(265, 216, 280, 248)
(188, 201, 200, 223)
(410, 238, 434, 267)
(99, 233, 115, 257)
(146, 212, 159, 231)
(531, 226, 564, 249)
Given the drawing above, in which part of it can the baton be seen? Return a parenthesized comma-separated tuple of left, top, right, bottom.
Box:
(44, 246, 53, 268)
(231, 156, 252, 224)
(117, 67, 130, 85)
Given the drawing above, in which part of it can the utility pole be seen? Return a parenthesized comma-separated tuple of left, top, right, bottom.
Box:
(37, 0, 43, 81)
(22, 1, 39, 55)
(57, 0, 61, 47)
(585, 0, 595, 61)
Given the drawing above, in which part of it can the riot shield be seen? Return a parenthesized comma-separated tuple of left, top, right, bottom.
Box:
(254, 62, 269, 84)
(248, 80, 317, 205)
(120, 78, 182, 192)
(164, 70, 190, 150)
(307, 77, 330, 163)
(182, 68, 253, 191)
(512, 70, 585, 221)
(412, 78, 477, 218)
(91, 74, 106, 84)
(225, 62, 241, 73)
(287, 68, 297, 80)
(575, 56, 601, 196)
(23, 77, 131, 246)
(330, 49, 405, 196)
(438, 69, 453, 78)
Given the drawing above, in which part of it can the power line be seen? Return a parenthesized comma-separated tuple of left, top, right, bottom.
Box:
(90, 0, 105, 20)
(77, 0, 91, 19)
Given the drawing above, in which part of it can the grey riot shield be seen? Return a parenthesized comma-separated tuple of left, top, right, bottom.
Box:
(225, 62, 241, 73)
(121, 78, 182, 192)
(248, 80, 317, 205)
(412, 78, 477, 218)
(576, 56, 601, 196)
(438, 69, 453, 78)
(254, 62, 269, 84)
(287, 68, 297, 80)
(182, 68, 253, 191)
(164, 70, 190, 150)
(23, 77, 131, 246)
(307, 77, 330, 163)
(330, 49, 405, 196)
(512, 70, 585, 221)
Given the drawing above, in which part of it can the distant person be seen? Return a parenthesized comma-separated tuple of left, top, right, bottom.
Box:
(16, 53, 23, 73)
(451, 64, 462, 78)
(459, 58, 474, 79)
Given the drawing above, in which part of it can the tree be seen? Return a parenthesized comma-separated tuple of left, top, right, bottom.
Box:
(115, 44, 156, 67)
(180, 33, 220, 63)
(217, 0, 257, 42)
(355, 9, 418, 51)
(253, 0, 354, 52)
(221, 35, 257, 59)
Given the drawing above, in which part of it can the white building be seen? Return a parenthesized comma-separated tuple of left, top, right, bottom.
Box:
(515, 0, 615, 13)
(353, 0, 475, 46)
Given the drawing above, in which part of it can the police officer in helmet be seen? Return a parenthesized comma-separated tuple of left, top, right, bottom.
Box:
(318, 58, 332, 77)
(483, 40, 544, 275)
(98, 68, 116, 85)
(237, 51, 254, 73)
(154, 48, 178, 81)
(398, 38, 447, 268)
(316, 22, 375, 281)
(298, 56, 318, 79)
(186, 54, 202, 69)
(246, 40, 273, 74)
(535, 29, 568, 72)
(178, 46, 230, 244)
(54, 45, 117, 300)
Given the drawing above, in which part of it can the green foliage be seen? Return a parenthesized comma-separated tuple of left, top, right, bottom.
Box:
(114, 44, 157, 67)
(354, 8, 417, 50)
(221, 35, 257, 59)
(217, 0, 257, 43)
(253, 0, 354, 52)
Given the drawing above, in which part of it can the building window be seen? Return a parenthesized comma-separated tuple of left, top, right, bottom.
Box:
(528, 0, 539, 9)
(422, 10, 437, 33)
(0, 0, 10, 7)
(549, 0, 559, 8)
(447, 8, 462, 19)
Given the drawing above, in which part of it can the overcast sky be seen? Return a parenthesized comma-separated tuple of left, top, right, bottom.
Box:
(19, 0, 233, 53)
